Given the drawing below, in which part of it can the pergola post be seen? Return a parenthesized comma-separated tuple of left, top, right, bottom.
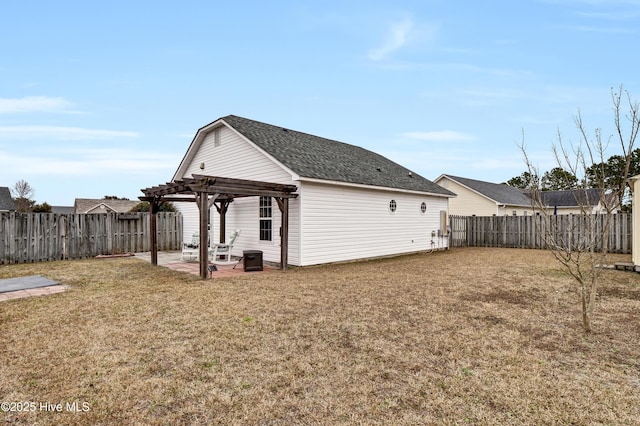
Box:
(150, 198, 159, 266)
(276, 197, 289, 270)
(198, 193, 209, 280)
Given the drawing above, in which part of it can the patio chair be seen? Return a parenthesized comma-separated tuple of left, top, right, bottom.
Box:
(209, 229, 241, 265)
(181, 232, 200, 262)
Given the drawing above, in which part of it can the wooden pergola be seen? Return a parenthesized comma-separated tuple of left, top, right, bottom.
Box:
(140, 174, 298, 279)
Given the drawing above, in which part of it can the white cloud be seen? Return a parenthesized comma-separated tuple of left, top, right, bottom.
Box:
(402, 130, 476, 142)
(0, 96, 74, 114)
(569, 25, 635, 33)
(0, 148, 176, 177)
(0, 126, 139, 140)
(368, 17, 415, 61)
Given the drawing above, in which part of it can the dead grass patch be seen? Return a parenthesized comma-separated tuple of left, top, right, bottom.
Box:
(1, 248, 640, 425)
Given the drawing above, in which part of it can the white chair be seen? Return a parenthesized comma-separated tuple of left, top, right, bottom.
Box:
(209, 230, 241, 265)
(181, 232, 200, 262)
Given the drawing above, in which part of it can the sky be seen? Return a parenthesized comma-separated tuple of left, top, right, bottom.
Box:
(2, 0, 640, 206)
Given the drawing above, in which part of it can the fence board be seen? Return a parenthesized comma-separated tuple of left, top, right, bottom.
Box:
(450, 213, 633, 254)
(0, 212, 182, 264)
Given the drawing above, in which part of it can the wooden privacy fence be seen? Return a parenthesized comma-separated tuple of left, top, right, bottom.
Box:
(450, 213, 632, 254)
(0, 212, 182, 264)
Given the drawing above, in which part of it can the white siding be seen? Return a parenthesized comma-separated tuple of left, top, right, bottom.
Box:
(174, 201, 199, 243)
(298, 181, 449, 266)
(180, 127, 293, 183)
(217, 196, 301, 266)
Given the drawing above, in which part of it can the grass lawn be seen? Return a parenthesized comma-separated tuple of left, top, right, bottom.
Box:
(1, 247, 639, 425)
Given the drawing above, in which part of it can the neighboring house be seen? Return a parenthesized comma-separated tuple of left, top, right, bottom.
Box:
(171, 115, 456, 266)
(434, 174, 613, 216)
(0, 187, 16, 212)
(74, 198, 139, 214)
(434, 175, 534, 216)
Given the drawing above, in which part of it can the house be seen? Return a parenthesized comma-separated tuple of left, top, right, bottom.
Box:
(434, 174, 612, 216)
(434, 175, 534, 216)
(0, 187, 16, 212)
(74, 198, 139, 214)
(170, 115, 456, 266)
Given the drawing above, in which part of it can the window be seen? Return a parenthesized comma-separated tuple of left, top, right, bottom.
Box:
(259, 196, 272, 241)
(389, 200, 397, 213)
(512, 210, 517, 216)
(420, 202, 427, 214)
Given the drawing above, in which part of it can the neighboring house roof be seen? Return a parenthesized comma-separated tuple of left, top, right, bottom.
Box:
(176, 115, 455, 197)
(437, 175, 533, 206)
(74, 198, 139, 213)
(0, 187, 16, 211)
(51, 206, 75, 214)
(537, 188, 617, 209)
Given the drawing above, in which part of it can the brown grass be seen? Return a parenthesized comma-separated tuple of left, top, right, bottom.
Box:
(1, 247, 639, 425)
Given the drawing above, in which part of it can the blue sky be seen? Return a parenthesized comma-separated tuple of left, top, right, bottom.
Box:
(2, 0, 640, 206)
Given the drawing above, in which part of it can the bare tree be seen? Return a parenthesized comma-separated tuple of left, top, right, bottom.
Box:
(521, 85, 639, 333)
(11, 179, 35, 212)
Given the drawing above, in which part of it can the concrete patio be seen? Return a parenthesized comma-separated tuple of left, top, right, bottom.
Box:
(134, 251, 276, 278)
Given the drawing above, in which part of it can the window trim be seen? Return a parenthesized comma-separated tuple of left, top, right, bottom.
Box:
(259, 196, 272, 241)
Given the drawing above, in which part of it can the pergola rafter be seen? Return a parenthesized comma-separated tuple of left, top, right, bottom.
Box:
(140, 174, 298, 279)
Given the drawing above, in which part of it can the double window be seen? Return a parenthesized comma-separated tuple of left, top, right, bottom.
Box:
(259, 196, 272, 241)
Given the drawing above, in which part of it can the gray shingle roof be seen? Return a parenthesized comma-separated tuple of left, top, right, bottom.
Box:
(51, 206, 75, 214)
(538, 189, 602, 207)
(0, 187, 16, 211)
(220, 115, 454, 196)
(443, 175, 533, 206)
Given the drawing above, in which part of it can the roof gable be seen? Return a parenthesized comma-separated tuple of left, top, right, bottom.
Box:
(439, 175, 532, 206)
(177, 115, 454, 197)
(74, 198, 139, 213)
